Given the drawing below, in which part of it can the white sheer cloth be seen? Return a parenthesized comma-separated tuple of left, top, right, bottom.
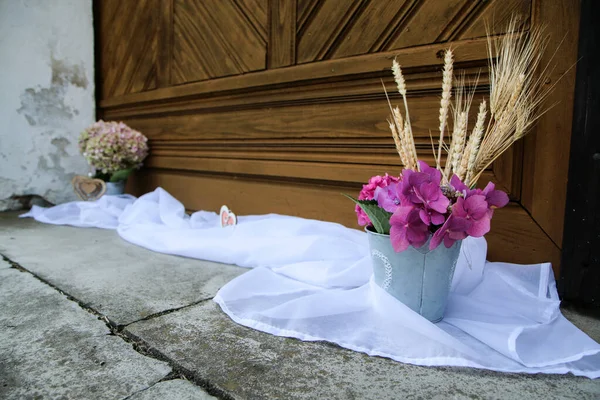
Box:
(20, 188, 600, 378)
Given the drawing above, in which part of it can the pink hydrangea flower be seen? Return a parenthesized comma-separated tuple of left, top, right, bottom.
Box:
(450, 175, 509, 210)
(400, 169, 429, 203)
(430, 176, 509, 250)
(429, 214, 471, 249)
(374, 182, 402, 212)
(390, 206, 429, 252)
(452, 195, 491, 237)
(356, 207, 372, 226)
(356, 174, 400, 226)
(418, 160, 443, 182)
(400, 161, 449, 226)
(414, 181, 449, 225)
(479, 182, 510, 209)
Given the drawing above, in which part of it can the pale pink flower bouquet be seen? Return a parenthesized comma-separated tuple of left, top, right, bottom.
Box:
(347, 22, 551, 253)
(78, 120, 149, 183)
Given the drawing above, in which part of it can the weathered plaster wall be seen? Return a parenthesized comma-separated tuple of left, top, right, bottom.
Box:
(0, 0, 94, 209)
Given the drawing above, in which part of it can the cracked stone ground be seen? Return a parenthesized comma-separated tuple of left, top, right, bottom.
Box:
(1, 212, 600, 400)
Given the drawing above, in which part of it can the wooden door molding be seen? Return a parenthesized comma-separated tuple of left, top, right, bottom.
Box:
(99, 36, 492, 109)
(521, 0, 580, 249)
(268, 0, 296, 68)
(157, 0, 174, 88)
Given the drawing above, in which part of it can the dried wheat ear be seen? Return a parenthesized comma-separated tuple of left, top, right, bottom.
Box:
(385, 18, 553, 188)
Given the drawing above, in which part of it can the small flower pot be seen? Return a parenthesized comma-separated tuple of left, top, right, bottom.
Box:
(105, 180, 126, 196)
(366, 227, 461, 322)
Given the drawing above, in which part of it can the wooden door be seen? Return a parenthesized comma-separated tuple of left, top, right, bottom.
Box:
(95, 0, 579, 274)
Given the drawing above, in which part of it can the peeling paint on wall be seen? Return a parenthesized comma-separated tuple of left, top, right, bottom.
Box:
(0, 0, 94, 210)
(18, 86, 75, 126)
(51, 55, 89, 89)
(16, 55, 89, 127)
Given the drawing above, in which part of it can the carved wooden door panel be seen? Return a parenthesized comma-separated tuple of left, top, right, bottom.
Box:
(96, 0, 579, 273)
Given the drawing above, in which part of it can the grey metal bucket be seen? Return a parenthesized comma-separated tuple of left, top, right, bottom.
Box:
(105, 181, 126, 196)
(366, 228, 461, 322)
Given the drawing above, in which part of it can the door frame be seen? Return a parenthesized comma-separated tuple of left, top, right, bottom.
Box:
(559, 0, 600, 311)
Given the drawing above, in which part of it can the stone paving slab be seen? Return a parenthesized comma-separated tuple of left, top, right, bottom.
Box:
(125, 301, 600, 400)
(0, 213, 245, 325)
(128, 379, 217, 400)
(0, 260, 172, 400)
(562, 308, 600, 343)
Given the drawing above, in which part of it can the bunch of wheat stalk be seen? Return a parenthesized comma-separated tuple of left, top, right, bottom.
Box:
(387, 20, 552, 187)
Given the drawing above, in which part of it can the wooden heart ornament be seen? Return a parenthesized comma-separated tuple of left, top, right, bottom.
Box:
(220, 205, 237, 227)
(72, 175, 106, 201)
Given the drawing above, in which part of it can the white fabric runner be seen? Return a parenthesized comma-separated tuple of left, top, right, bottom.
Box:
(20, 188, 600, 378)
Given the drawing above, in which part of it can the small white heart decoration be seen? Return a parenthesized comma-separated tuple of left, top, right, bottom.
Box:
(220, 205, 237, 227)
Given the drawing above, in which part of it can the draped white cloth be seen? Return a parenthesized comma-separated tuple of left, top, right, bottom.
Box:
(20, 188, 600, 378)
